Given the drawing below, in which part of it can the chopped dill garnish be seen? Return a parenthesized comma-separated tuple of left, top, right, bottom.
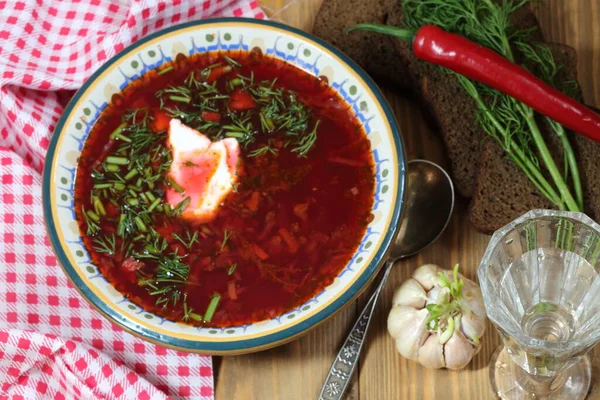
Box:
(182, 294, 203, 322)
(157, 66, 174, 75)
(204, 294, 221, 322)
(291, 120, 320, 157)
(82, 206, 101, 235)
(172, 231, 200, 250)
(248, 142, 277, 157)
(168, 177, 185, 194)
(228, 263, 237, 275)
(172, 197, 191, 217)
(221, 230, 232, 249)
(224, 56, 242, 68)
(83, 54, 326, 326)
(93, 233, 116, 255)
(223, 112, 256, 146)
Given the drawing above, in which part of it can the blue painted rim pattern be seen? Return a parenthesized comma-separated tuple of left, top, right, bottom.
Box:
(42, 17, 406, 353)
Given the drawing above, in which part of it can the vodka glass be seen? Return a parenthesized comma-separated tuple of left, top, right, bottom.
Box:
(478, 210, 600, 399)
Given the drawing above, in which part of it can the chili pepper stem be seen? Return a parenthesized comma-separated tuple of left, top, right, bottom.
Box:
(521, 104, 580, 211)
(345, 24, 416, 42)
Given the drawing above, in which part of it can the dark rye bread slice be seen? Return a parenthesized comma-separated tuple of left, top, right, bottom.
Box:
(312, 0, 412, 89)
(468, 140, 555, 232)
(469, 43, 585, 232)
(382, 3, 543, 197)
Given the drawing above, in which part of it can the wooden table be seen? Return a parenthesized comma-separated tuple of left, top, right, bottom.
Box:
(216, 1, 600, 398)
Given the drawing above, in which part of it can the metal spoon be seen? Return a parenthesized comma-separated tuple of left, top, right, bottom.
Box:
(318, 159, 455, 400)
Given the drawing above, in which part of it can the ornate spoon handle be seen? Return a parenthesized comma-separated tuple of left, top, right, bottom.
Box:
(317, 259, 394, 400)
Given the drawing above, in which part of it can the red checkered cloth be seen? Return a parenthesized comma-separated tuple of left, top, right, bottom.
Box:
(0, 1, 265, 399)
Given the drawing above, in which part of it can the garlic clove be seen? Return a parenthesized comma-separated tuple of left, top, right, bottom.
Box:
(426, 285, 450, 305)
(439, 287, 450, 304)
(389, 307, 429, 360)
(443, 329, 475, 370)
(417, 333, 445, 369)
(462, 279, 486, 318)
(413, 264, 442, 291)
(426, 286, 439, 305)
(392, 278, 427, 309)
(388, 305, 420, 338)
(461, 311, 486, 345)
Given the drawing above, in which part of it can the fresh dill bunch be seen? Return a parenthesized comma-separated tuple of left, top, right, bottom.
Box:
(402, 0, 582, 211)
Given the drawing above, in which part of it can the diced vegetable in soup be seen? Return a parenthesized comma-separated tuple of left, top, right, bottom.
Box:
(75, 50, 375, 327)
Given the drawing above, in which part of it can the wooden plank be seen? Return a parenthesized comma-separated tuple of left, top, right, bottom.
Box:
(216, 1, 600, 399)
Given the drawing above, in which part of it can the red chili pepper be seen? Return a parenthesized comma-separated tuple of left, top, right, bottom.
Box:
(348, 24, 600, 143)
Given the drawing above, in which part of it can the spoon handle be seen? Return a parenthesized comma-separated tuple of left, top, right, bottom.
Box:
(317, 259, 394, 400)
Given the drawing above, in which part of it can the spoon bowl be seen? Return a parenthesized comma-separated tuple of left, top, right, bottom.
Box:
(319, 159, 454, 400)
(391, 159, 455, 259)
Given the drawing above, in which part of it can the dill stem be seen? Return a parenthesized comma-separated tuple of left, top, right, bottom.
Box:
(106, 156, 129, 165)
(105, 164, 120, 172)
(460, 76, 564, 207)
(158, 66, 174, 75)
(509, 149, 559, 206)
(204, 294, 221, 322)
(479, 0, 579, 211)
(124, 169, 138, 181)
(547, 118, 584, 210)
(506, 132, 563, 208)
(521, 105, 580, 211)
(109, 122, 127, 140)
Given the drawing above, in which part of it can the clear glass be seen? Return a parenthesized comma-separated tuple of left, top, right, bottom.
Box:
(478, 209, 600, 399)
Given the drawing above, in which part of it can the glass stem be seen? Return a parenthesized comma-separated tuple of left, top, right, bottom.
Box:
(513, 360, 569, 396)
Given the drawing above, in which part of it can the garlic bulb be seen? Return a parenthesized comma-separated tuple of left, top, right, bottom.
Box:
(387, 264, 487, 370)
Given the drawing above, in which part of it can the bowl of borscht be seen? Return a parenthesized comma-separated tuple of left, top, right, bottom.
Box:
(43, 18, 406, 354)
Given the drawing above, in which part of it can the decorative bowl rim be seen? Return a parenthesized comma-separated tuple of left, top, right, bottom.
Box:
(42, 17, 407, 354)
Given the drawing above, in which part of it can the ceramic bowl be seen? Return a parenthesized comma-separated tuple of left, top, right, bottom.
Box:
(43, 18, 406, 355)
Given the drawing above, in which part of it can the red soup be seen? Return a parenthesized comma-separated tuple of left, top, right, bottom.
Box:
(75, 50, 375, 327)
